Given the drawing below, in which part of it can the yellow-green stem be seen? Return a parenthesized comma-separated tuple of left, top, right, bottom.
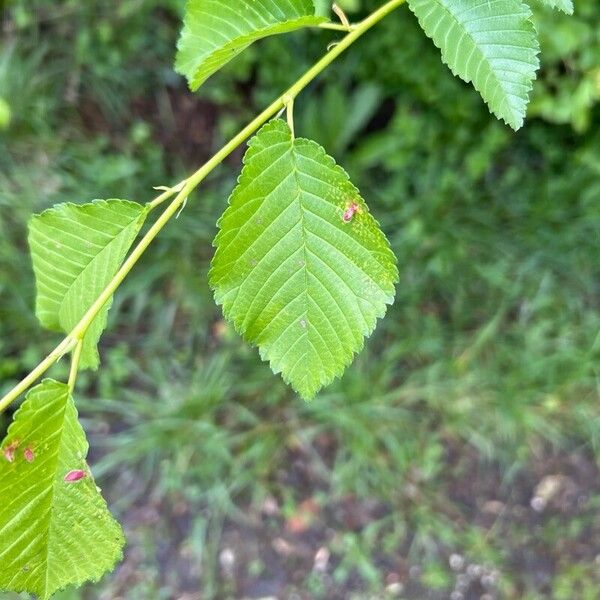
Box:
(0, 0, 406, 413)
(68, 340, 84, 393)
(0, 337, 77, 412)
(318, 22, 355, 32)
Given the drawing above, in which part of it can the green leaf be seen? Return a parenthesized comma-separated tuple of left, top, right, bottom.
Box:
(175, 0, 326, 91)
(314, 0, 332, 17)
(210, 120, 398, 400)
(314, 0, 361, 15)
(0, 380, 124, 600)
(407, 0, 540, 129)
(537, 0, 574, 14)
(29, 200, 149, 370)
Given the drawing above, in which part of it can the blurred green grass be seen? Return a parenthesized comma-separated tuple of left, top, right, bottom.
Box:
(0, 1, 599, 598)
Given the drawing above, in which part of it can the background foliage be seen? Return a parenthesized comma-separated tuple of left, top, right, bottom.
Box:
(0, 0, 599, 598)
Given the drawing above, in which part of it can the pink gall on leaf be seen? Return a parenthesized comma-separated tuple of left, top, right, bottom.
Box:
(3, 440, 19, 463)
(342, 202, 360, 223)
(64, 469, 87, 483)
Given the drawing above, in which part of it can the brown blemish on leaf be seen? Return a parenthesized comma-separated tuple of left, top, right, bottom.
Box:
(3, 440, 20, 463)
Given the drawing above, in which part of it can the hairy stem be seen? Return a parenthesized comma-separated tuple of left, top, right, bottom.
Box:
(0, 0, 406, 413)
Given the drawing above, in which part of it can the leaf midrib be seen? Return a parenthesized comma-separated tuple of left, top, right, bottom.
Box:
(188, 15, 324, 88)
(290, 141, 311, 359)
(57, 212, 143, 328)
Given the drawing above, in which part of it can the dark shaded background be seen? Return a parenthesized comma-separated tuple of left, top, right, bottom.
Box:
(0, 0, 599, 598)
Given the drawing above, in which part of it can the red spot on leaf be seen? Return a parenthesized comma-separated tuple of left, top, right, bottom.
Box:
(24, 447, 35, 463)
(3, 440, 19, 463)
(64, 470, 87, 483)
(342, 202, 360, 223)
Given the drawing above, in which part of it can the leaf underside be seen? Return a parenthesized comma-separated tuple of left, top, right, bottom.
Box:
(0, 380, 124, 600)
(29, 199, 148, 370)
(210, 120, 398, 400)
(313, 0, 333, 17)
(175, 0, 325, 91)
(407, 0, 540, 130)
(537, 0, 574, 14)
